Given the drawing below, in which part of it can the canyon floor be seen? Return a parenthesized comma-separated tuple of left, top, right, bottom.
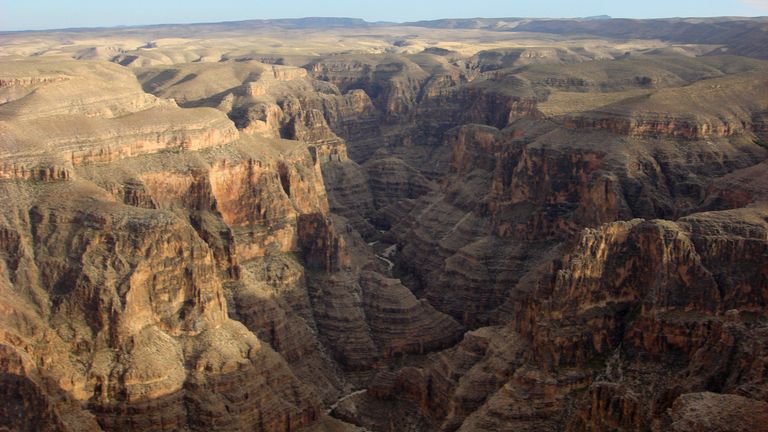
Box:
(1, 16, 768, 432)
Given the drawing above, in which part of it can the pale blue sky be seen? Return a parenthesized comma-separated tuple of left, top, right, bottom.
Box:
(1, 0, 767, 31)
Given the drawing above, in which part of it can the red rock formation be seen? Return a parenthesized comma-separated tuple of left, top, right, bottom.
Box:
(562, 113, 747, 139)
(0, 180, 321, 431)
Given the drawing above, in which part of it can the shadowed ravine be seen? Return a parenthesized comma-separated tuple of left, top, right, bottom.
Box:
(0, 16, 767, 432)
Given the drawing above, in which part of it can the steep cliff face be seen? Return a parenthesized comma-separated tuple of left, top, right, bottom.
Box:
(444, 124, 623, 239)
(307, 56, 430, 122)
(698, 160, 768, 211)
(330, 52, 768, 431)
(364, 157, 436, 209)
(135, 58, 381, 241)
(2, 55, 487, 430)
(562, 114, 747, 139)
(359, 207, 768, 431)
(387, 111, 766, 325)
(321, 156, 377, 237)
(485, 207, 768, 432)
(515, 209, 768, 366)
(559, 70, 768, 140)
(80, 136, 361, 404)
(0, 179, 321, 432)
(362, 325, 529, 431)
(136, 59, 381, 147)
(301, 215, 464, 373)
(0, 60, 335, 431)
(293, 89, 381, 144)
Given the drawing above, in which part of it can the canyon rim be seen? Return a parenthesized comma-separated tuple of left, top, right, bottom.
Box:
(1, 11, 768, 432)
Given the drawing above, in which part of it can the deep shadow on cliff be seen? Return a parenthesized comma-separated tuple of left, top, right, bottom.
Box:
(1, 17, 768, 432)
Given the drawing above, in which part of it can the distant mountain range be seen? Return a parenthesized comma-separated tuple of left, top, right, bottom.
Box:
(6, 15, 765, 59)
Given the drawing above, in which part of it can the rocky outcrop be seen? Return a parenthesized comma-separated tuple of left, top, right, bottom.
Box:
(135, 59, 381, 158)
(562, 114, 747, 139)
(388, 124, 616, 324)
(308, 56, 429, 122)
(496, 207, 768, 430)
(457, 367, 588, 432)
(307, 270, 380, 371)
(208, 153, 328, 260)
(321, 157, 377, 237)
(0, 75, 71, 88)
(298, 213, 352, 273)
(699, 160, 768, 211)
(0, 342, 102, 432)
(668, 392, 768, 432)
(336, 325, 530, 431)
(0, 61, 239, 170)
(227, 255, 344, 404)
(0, 180, 321, 432)
(304, 223, 464, 372)
(389, 112, 767, 323)
(361, 206, 768, 431)
(66, 109, 239, 165)
(236, 102, 286, 138)
(0, 58, 339, 430)
(283, 108, 342, 145)
(446, 124, 623, 238)
(294, 89, 381, 143)
(558, 70, 768, 140)
(357, 67, 767, 428)
(132, 59, 381, 243)
(389, 78, 540, 157)
(516, 209, 768, 364)
(270, 65, 309, 81)
(364, 157, 436, 209)
(359, 271, 463, 358)
(565, 381, 646, 432)
(79, 137, 355, 402)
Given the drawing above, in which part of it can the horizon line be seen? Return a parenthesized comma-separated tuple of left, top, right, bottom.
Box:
(1, 14, 767, 34)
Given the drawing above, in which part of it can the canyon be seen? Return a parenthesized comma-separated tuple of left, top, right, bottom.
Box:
(0, 16, 767, 432)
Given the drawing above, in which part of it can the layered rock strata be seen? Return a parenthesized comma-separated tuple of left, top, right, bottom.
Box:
(2, 31, 768, 432)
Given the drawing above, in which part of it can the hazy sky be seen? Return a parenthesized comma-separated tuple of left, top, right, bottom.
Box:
(1, 0, 766, 31)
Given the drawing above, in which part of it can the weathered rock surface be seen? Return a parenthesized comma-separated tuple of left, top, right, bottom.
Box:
(668, 392, 768, 432)
(332, 47, 768, 432)
(505, 207, 768, 431)
(388, 106, 766, 325)
(0, 179, 321, 431)
(0, 60, 239, 176)
(135, 58, 381, 240)
(307, 55, 429, 122)
(2, 21, 768, 432)
(364, 157, 436, 209)
(303, 220, 464, 373)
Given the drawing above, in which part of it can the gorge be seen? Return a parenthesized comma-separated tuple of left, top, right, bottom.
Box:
(0, 16, 767, 432)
